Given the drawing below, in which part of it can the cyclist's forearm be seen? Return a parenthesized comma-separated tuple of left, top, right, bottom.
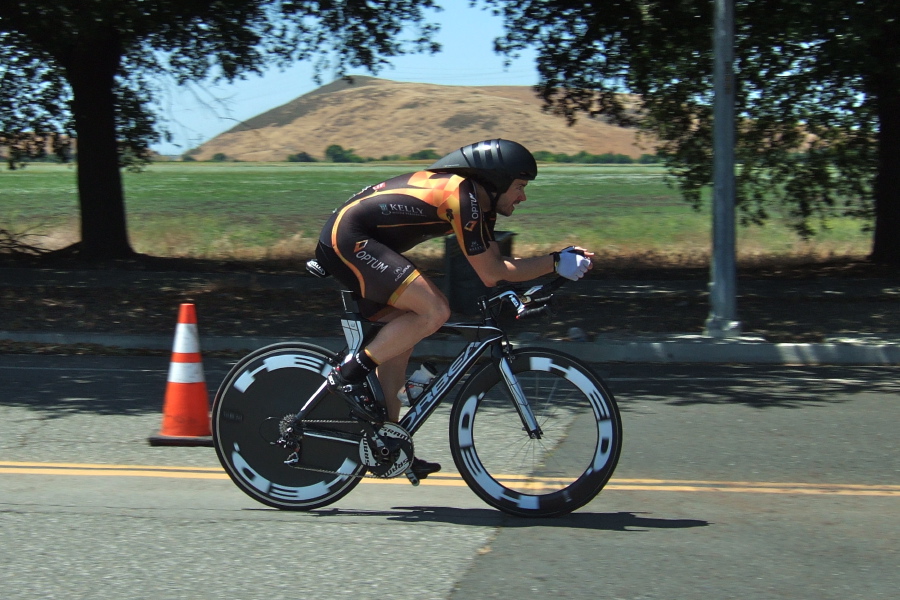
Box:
(469, 250, 555, 287)
(500, 254, 556, 282)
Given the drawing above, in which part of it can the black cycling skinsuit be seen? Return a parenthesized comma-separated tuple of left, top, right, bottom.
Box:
(316, 171, 496, 318)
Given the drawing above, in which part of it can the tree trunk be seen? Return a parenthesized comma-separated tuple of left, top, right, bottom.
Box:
(870, 95, 900, 265)
(58, 31, 135, 260)
(869, 28, 900, 265)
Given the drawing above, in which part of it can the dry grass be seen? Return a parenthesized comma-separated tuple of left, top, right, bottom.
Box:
(9, 219, 876, 283)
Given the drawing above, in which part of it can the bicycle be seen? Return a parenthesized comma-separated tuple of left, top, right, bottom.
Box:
(211, 263, 622, 517)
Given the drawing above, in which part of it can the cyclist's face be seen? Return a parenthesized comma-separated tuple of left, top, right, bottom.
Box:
(496, 180, 528, 216)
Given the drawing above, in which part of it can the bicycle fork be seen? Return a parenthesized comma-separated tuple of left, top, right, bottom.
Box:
(497, 356, 543, 439)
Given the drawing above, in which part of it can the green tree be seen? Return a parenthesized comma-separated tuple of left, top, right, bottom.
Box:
(408, 148, 440, 160)
(639, 154, 662, 165)
(325, 144, 364, 163)
(287, 152, 316, 163)
(0, 1, 439, 259)
(487, 0, 900, 264)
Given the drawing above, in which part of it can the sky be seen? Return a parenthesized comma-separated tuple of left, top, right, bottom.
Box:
(150, 3, 539, 156)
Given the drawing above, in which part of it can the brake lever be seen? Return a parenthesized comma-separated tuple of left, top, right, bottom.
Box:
(515, 277, 568, 317)
(517, 303, 555, 320)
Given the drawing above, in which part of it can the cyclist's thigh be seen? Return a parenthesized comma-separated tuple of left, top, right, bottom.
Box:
(318, 237, 421, 315)
(390, 273, 449, 316)
(316, 242, 394, 321)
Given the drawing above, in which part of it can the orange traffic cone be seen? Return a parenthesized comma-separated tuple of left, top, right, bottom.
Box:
(148, 303, 213, 447)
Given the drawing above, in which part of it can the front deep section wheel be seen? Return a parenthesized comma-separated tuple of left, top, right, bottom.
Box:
(449, 348, 622, 517)
(212, 343, 365, 510)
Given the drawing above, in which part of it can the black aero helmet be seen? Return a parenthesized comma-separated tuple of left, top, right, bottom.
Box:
(427, 139, 537, 195)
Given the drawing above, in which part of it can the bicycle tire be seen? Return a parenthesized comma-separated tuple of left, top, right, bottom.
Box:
(449, 348, 622, 517)
(212, 342, 365, 510)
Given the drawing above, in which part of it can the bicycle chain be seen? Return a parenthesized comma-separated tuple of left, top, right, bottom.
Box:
(281, 418, 401, 480)
(287, 462, 382, 479)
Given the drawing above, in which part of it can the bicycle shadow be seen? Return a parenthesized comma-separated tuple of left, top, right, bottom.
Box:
(307, 506, 709, 531)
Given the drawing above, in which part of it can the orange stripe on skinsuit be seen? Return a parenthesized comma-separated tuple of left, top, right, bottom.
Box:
(388, 270, 422, 306)
(363, 173, 465, 208)
(377, 221, 446, 229)
(330, 199, 368, 297)
(407, 171, 459, 191)
(365, 187, 444, 207)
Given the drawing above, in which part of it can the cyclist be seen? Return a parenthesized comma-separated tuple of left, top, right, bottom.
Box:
(314, 138, 593, 479)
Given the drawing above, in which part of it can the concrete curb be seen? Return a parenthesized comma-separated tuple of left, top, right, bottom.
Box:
(3, 330, 899, 365)
(551, 335, 900, 365)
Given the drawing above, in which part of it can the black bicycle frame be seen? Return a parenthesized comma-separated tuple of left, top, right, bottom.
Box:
(295, 289, 543, 439)
(399, 322, 503, 435)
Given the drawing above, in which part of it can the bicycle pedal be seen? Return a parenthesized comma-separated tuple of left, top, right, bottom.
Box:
(405, 470, 420, 486)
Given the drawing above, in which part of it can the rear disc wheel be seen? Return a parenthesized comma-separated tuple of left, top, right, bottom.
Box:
(212, 343, 365, 510)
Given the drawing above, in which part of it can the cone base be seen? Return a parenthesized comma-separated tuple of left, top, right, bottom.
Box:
(148, 433, 214, 447)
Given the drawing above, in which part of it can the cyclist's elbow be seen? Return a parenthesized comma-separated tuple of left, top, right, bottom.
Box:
(468, 251, 508, 287)
(478, 273, 500, 288)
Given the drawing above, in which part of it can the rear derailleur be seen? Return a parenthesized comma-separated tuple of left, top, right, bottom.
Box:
(276, 414, 304, 466)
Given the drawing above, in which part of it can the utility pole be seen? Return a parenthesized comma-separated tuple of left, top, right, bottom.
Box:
(706, 0, 742, 338)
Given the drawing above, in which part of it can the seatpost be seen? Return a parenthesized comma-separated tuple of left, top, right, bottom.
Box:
(338, 290, 365, 354)
(338, 290, 382, 355)
(340, 290, 360, 315)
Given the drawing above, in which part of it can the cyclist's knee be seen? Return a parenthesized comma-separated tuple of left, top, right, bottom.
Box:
(408, 295, 448, 334)
(426, 297, 451, 332)
(393, 277, 449, 330)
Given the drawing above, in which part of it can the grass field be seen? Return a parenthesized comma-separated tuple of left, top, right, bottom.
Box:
(0, 162, 872, 266)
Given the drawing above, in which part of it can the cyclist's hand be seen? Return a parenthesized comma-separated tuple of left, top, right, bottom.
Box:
(553, 246, 592, 281)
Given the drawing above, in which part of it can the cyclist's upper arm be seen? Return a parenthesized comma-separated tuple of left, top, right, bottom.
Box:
(451, 180, 491, 249)
(466, 243, 509, 287)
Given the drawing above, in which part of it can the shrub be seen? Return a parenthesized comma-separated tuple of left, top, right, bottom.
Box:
(324, 145, 363, 163)
(287, 152, 317, 162)
(408, 149, 440, 160)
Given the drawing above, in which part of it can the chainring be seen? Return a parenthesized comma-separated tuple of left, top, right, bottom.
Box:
(359, 422, 414, 478)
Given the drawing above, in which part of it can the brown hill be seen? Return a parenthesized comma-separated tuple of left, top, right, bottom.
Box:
(191, 77, 655, 162)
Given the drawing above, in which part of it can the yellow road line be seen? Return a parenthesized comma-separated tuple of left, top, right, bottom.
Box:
(0, 467, 228, 479)
(0, 461, 222, 472)
(1, 461, 898, 496)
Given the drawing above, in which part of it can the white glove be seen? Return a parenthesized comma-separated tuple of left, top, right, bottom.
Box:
(553, 247, 591, 281)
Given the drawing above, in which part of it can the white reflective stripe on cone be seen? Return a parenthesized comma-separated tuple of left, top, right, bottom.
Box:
(168, 361, 205, 384)
(172, 323, 201, 354)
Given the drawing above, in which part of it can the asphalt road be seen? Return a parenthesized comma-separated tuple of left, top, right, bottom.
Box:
(1, 355, 898, 599)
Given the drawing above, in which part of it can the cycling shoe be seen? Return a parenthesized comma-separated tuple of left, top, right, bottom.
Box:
(326, 369, 387, 422)
(411, 457, 442, 480)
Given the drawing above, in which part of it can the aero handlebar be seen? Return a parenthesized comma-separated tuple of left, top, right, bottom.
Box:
(484, 276, 569, 320)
